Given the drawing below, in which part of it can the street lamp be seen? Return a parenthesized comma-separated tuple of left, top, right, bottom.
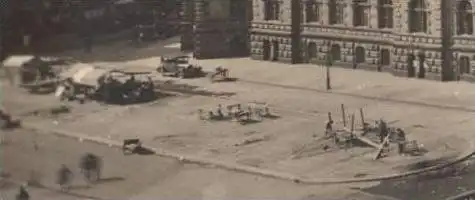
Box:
(325, 42, 333, 90)
(441, 0, 455, 81)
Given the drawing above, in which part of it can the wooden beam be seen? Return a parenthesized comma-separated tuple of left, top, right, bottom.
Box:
(359, 108, 365, 127)
(374, 134, 391, 160)
(341, 104, 346, 127)
(353, 135, 380, 149)
(350, 114, 355, 137)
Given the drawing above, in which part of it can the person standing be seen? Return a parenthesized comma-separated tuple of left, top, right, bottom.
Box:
(378, 119, 388, 143)
(57, 164, 73, 192)
(325, 120, 334, 137)
(15, 184, 29, 200)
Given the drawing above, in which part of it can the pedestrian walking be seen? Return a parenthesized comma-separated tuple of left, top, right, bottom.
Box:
(56, 164, 73, 192)
(80, 153, 102, 184)
(15, 184, 29, 200)
(325, 120, 334, 137)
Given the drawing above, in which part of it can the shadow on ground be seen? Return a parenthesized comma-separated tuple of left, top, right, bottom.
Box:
(360, 158, 475, 200)
(46, 36, 184, 63)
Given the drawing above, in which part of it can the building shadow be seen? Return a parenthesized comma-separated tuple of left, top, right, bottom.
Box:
(95, 176, 125, 184)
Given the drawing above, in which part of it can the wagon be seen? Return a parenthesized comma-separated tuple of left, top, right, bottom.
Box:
(158, 55, 204, 78)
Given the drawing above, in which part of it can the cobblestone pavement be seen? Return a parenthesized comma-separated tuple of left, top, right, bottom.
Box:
(1, 128, 386, 200)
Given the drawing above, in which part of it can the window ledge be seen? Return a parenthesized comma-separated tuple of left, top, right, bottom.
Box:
(408, 32, 428, 36)
(455, 34, 475, 37)
(304, 21, 320, 25)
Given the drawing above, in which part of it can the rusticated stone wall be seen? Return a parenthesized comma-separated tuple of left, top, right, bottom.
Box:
(250, 0, 475, 82)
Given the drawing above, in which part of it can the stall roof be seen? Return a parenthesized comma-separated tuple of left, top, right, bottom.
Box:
(76, 68, 111, 87)
(2, 55, 35, 68)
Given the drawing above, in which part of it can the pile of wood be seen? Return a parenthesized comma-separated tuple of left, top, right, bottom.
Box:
(198, 102, 277, 124)
(327, 104, 422, 160)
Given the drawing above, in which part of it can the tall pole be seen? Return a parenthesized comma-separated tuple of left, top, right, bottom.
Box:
(326, 42, 332, 90)
(441, 0, 454, 81)
(0, 0, 5, 60)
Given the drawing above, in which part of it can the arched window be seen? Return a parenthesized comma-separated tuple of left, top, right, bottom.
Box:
(331, 44, 341, 61)
(408, 0, 428, 33)
(305, 0, 321, 23)
(457, 0, 473, 35)
(378, 0, 393, 28)
(353, 0, 369, 26)
(329, 0, 344, 25)
(355, 47, 365, 63)
(307, 42, 317, 61)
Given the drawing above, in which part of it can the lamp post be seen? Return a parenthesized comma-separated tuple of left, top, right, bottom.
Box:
(325, 42, 332, 90)
(441, 0, 455, 81)
(0, 0, 5, 60)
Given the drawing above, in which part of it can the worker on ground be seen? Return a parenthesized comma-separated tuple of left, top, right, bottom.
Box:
(325, 120, 334, 137)
(216, 104, 224, 119)
(378, 118, 388, 143)
(396, 128, 406, 155)
(15, 184, 29, 200)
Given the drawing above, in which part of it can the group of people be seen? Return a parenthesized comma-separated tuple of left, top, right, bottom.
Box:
(60, 73, 155, 104)
(98, 75, 155, 104)
(324, 118, 407, 153)
(16, 153, 102, 200)
(57, 153, 102, 191)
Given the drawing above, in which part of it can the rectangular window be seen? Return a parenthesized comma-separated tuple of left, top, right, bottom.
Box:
(264, 0, 279, 21)
(305, 2, 319, 22)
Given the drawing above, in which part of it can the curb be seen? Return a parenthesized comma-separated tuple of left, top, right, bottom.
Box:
(23, 123, 475, 185)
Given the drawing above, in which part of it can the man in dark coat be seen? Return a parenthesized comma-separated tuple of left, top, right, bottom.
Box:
(378, 119, 388, 143)
(15, 184, 29, 200)
(80, 153, 102, 183)
(57, 164, 73, 191)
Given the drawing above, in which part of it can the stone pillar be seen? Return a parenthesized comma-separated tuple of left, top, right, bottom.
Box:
(345, 2, 352, 26)
(180, 0, 194, 51)
(321, 1, 329, 24)
(369, 2, 378, 28)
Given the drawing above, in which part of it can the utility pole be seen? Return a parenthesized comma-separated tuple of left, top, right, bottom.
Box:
(441, 0, 455, 81)
(326, 42, 332, 90)
(0, 0, 5, 60)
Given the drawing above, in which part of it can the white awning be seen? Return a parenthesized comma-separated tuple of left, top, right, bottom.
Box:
(2, 55, 34, 68)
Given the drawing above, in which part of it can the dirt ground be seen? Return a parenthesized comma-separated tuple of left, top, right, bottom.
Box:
(4, 70, 470, 180)
(1, 128, 388, 200)
(3, 39, 474, 199)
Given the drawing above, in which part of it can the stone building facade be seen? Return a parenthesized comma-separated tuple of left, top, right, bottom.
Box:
(181, 0, 252, 59)
(250, 0, 475, 81)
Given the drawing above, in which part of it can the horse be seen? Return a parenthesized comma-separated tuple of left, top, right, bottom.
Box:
(79, 153, 102, 183)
